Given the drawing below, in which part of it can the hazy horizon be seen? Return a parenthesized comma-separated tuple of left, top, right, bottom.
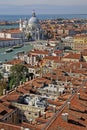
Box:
(0, 4, 87, 15)
(0, 0, 87, 5)
(0, 0, 87, 15)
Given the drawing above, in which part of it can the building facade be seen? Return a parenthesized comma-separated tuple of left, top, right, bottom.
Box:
(0, 38, 23, 47)
(73, 35, 87, 51)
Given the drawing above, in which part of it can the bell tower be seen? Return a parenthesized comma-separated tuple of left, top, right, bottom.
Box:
(19, 18, 23, 31)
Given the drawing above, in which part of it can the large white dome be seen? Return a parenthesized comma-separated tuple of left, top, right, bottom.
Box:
(29, 17, 39, 24)
(28, 11, 39, 25)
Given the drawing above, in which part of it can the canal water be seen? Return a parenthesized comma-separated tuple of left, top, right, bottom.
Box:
(0, 43, 33, 62)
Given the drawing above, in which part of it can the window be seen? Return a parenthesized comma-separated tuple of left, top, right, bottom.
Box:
(5, 118, 7, 121)
(7, 66, 10, 70)
(29, 112, 31, 114)
(19, 119, 22, 123)
(9, 115, 12, 118)
(35, 113, 37, 116)
(0, 110, 7, 115)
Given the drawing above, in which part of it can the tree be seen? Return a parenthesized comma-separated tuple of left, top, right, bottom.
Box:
(36, 56, 42, 61)
(26, 33, 32, 41)
(9, 64, 28, 89)
(0, 73, 3, 80)
(0, 80, 6, 95)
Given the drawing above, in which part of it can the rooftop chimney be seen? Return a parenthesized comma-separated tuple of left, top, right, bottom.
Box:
(20, 81, 22, 85)
(6, 90, 9, 95)
(77, 93, 80, 99)
(38, 110, 41, 117)
(3, 89, 6, 95)
(80, 64, 82, 69)
(29, 76, 31, 80)
(57, 86, 59, 92)
(24, 128, 30, 130)
(33, 75, 35, 79)
(67, 102, 71, 109)
(29, 119, 33, 124)
(15, 87, 17, 91)
(26, 78, 28, 82)
(53, 106, 56, 113)
(70, 87, 73, 94)
(62, 113, 69, 122)
(43, 112, 46, 119)
(21, 127, 24, 130)
(66, 77, 67, 83)
(59, 91, 61, 96)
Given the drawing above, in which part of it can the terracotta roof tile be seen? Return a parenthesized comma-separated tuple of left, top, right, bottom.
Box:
(46, 87, 87, 130)
(0, 122, 21, 130)
(63, 53, 81, 59)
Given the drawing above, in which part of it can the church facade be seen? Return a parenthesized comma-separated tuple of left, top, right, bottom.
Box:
(19, 11, 44, 41)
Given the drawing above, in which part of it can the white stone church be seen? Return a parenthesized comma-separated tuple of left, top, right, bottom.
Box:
(19, 11, 44, 40)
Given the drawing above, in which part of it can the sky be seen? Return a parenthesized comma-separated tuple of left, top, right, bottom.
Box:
(0, 0, 87, 5)
(0, 0, 87, 14)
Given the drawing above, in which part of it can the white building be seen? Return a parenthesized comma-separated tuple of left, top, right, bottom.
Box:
(19, 11, 44, 40)
(0, 38, 23, 47)
(0, 29, 25, 39)
(0, 29, 25, 47)
(2, 59, 22, 73)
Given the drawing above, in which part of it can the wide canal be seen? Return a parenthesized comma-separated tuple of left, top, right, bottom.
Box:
(0, 43, 33, 62)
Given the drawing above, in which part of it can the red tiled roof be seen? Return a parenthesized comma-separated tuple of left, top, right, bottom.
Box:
(44, 56, 61, 62)
(30, 50, 49, 55)
(22, 122, 41, 130)
(63, 53, 81, 59)
(1, 28, 22, 34)
(6, 59, 22, 65)
(0, 122, 21, 130)
(46, 87, 87, 130)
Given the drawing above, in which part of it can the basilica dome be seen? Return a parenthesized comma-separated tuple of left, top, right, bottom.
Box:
(28, 11, 39, 25)
(29, 17, 39, 24)
(19, 11, 44, 40)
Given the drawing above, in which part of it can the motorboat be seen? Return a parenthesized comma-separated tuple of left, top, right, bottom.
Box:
(5, 48, 13, 53)
(13, 44, 24, 49)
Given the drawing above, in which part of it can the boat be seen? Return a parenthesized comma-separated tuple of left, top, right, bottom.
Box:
(5, 48, 13, 53)
(13, 44, 24, 49)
